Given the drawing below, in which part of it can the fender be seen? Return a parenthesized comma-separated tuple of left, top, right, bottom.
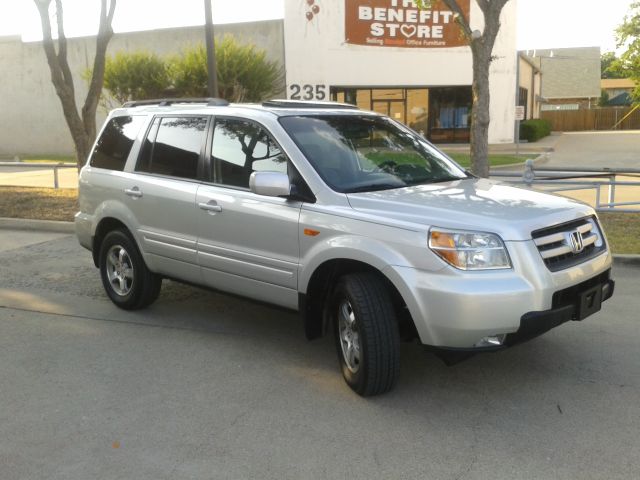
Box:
(298, 234, 412, 294)
(90, 200, 156, 271)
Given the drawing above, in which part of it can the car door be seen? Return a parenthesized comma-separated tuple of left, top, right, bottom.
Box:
(123, 115, 209, 282)
(196, 117, 302, 309)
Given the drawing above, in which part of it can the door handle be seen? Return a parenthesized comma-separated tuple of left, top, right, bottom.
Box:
(124, 187, 143, 198)
(198, 201, 223, 213)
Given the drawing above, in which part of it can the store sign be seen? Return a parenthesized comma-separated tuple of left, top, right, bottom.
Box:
(345, 0, 470, 48)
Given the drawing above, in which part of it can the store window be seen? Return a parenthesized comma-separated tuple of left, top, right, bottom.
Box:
(428, 87, 472, 143)
(331, 86, 471, 143)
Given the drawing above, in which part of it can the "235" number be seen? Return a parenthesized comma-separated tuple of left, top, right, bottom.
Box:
(289, 84, 327, 101)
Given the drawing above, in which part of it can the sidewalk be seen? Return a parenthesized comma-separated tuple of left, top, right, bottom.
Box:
(0, 165, 78, 189)
(440, 132, 563, 154)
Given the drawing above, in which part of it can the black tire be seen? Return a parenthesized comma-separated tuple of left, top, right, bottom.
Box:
(99, 229, 162, 310)
(331, 272, 400, 396)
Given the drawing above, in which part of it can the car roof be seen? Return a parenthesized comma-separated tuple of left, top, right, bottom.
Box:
(111, 98, 378, 119)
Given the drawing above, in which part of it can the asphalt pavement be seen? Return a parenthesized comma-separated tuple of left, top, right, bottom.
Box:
(0, 230, 638, 479)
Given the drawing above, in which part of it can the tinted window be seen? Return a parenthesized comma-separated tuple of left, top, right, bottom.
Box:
(136, 116, 207, 180)
(211, 119, 287, 188)
(279, 115, 467, 193)
(90, 116, 145, 171)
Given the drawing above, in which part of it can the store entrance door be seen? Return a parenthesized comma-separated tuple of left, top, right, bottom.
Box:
(372, 100, 406, 124)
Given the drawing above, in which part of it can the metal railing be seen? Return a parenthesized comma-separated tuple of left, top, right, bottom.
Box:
(0, 162, 77, 189)
(491, 160, 640, 213)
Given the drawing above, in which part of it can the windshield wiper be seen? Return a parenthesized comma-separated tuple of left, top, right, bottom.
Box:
(345, 183, 406, 193)
(407, 176, 464, 186)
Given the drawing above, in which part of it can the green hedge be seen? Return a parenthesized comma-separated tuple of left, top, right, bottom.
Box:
(519, 119, 552, 142)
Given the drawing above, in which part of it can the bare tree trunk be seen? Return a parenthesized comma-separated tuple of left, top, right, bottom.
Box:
(470, 47, 491, 178)
(432, 0, 509, 178)
(34, 0, 116, 169)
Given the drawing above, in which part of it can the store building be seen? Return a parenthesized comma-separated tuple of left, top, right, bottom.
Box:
(524, 46, 601, 111)
(518, 52, 542, 120)
(0, 1, 524, 156)
(284, 0, 519, 144)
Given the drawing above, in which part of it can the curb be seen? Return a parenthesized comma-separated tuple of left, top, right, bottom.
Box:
(613, 254, 640, 267)
(0, 217, 75, 233)
(490, 152, 549, 172)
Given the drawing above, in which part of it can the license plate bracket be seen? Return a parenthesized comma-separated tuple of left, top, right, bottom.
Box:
(576, 285, 603, 320)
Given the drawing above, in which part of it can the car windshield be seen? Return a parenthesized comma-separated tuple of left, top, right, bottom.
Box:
(279, 114, 468, 193)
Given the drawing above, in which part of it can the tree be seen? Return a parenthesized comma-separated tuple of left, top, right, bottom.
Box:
(34, 0, 116, 168)
(418, 0, 509, 178)
(601, 52, 625, 79)
(598, 90, 610, 107)
(614, 1, 640, 103)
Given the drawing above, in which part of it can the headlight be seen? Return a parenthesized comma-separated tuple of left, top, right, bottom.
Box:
(428, 228, 512, 270)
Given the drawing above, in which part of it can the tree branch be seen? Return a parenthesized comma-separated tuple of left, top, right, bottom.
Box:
(82, 0, 116, 139)
(54, 0, 76, 94)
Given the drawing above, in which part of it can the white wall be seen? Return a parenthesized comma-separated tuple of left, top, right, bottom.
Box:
(0, 20, 284, 157)
(283, 0, 517, 143)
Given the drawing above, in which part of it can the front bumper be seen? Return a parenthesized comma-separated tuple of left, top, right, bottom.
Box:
(505, 271, 614, 347)
(383, 241, 613, 348)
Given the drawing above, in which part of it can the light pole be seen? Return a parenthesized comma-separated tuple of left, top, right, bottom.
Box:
(204, 0, 219, 98)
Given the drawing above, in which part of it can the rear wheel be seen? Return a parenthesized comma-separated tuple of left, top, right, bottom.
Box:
(331, 272, 400, 396)
(99, 230, 162, 310)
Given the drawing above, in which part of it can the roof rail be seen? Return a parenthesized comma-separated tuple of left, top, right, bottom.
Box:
(262, 99, 359, 110)
(122, 98, 230, 108)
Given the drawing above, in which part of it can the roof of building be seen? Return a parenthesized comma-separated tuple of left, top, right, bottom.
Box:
(523, 47, 601, 100)
(608, 92, 632, 106)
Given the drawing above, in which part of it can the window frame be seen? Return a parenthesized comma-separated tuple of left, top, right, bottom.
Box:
(133, 113, 212, 183)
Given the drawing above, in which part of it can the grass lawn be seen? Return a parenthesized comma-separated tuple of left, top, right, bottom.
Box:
(445, 152, 529, 168)
(0, 187, 78, 221)
(0, 187, 638, 255)
(598, 212, 640, 255)
(21, 155, 76, 164)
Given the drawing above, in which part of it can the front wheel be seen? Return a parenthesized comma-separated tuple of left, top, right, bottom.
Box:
(99, 230, 162, 310)
(331, 272, 400, 396)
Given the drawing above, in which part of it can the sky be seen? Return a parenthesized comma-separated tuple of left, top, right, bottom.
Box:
(0, 0, 633, 53)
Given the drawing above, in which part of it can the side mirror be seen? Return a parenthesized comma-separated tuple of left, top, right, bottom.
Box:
(249, 171, 291, 197)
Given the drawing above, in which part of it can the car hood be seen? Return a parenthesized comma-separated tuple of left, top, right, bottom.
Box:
(346, 178, 594, 241)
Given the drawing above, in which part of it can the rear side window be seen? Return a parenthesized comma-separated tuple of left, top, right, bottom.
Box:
(90, 116, 145, 171)
(136, 116, 207, 180)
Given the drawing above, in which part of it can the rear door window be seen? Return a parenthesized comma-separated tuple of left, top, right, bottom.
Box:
(136, 116, 208, 180)
(90, 116, 145, 171)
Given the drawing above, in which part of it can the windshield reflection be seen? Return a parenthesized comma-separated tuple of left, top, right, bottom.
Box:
(279, 115, 468, 193)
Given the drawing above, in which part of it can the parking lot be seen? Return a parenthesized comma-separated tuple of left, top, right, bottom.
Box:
(0, 230, 638, 480)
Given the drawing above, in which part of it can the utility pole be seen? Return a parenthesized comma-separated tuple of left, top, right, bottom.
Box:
(204, 0, 219, 97)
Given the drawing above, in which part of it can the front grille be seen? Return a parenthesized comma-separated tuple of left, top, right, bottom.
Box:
(532, 216, 606, 272)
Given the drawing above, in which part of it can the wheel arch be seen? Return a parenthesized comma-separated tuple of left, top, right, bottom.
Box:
(92, 217, 135, 268)
(300, 258, 417, 342)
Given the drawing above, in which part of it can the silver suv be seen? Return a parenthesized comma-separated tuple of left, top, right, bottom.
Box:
(76, 99, 615, 396)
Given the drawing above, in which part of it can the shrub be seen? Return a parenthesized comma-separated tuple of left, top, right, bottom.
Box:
(98, 36, 283, 105)
(169, 35, 283, 102)
(103, 52, 170, 104)
(520, 119, 552, 142)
